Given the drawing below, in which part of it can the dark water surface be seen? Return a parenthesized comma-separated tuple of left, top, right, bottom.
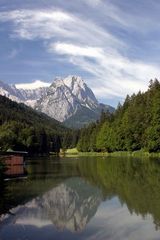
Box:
(1, 156, 160, 240)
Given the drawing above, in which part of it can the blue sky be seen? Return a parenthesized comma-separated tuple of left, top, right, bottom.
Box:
(1, 0, 160, 106)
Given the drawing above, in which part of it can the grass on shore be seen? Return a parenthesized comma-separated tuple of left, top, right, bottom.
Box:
(65, 148, 79, 154)
(65, 148, 160, 158)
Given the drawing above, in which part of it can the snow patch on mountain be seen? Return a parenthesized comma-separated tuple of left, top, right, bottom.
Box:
(0, 76, 114, 125)
(15, 80, 51, 90)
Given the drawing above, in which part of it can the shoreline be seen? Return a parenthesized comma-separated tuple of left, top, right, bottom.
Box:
(65, 149, 160, 158)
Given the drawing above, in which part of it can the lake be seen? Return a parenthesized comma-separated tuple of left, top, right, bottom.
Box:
(0, 156, 160, 240)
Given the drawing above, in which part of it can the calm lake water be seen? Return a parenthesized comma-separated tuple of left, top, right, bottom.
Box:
(1, 156, 160, 240)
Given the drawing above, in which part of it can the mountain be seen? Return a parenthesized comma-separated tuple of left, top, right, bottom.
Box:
(0, 80, 47, 107)
(0, 95, 67, 153)
(18, 87, 48, 107)
(0, 80, 24, 102)
(0, 177, 102, 233)
(0, 95, 63, 130)
(35, 76, 99, 121)
(35, 76, 114, 127)
(0, 77, 114, 128)
(64, 102, 115, 128)
(15, 79, 50, 89)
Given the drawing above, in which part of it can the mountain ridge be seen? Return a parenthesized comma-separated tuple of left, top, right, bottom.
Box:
(0, 94, 68, 153)
(0, 76, 114, 127)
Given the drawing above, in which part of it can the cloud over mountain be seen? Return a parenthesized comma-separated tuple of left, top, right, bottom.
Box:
(1, 0, 160, 105)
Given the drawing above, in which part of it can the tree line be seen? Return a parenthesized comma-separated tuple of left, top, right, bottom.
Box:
(0, 95, 78, 154)
(77, 79, 160, 153)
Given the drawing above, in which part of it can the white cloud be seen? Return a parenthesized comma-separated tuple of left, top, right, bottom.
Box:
(87, 0, 160, 33)
(0, 9, 121, 45)
(52, 42, 160, 98)
(15, 80, 51, 89)
(1, 7, 160, 101)
(89, 199, 159, 240)
(0, 10, 73, 40)
(51, 43, 103, 58)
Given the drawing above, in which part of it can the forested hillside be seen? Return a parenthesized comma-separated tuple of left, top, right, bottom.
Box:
(0, 95, 78, 154)
(77, 79, 160, 153)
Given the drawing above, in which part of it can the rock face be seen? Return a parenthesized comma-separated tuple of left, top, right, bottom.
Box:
(0, 80, 47, 107)
(0, 80, 24, 102)
(0, 76, 114, 127)
(0, 177, 102, 233)
(35, 76, 99, 122)
(39, 177, 102, 232)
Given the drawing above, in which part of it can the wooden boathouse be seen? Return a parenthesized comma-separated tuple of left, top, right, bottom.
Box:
(0, 150, 28, 166)
(0, 150, 28, 179)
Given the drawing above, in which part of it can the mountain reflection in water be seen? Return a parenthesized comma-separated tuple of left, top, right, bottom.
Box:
(1, 156, 160, 240)
(0, 178, 101, 232)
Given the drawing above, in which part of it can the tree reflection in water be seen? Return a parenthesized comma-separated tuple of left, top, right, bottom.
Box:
(1, 156, 160, 239)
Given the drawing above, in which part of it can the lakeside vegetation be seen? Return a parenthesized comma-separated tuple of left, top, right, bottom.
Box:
(77, 79, 160, 154)
(1, 79, 160, 156)
(0, 95, 78, 155)
(65, 148, 160, 158)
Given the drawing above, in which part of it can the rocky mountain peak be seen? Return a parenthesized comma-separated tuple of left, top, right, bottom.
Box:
(63, 75, 85, 88)
(0, 77, 114, 127)
(51, 75, 98, 107)
(50, 75, 84, 89)
(0, 178, 102, 233)
(35, 75, 100, 122)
